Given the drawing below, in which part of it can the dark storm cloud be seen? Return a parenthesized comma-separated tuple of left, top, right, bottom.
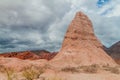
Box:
(0, 0, 120, 53)
(0, 0, 71, 53)
(0, 39, 13, 45)
(0, 44, 16, 49)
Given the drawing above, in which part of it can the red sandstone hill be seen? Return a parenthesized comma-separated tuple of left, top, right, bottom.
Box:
(0, 51, 39, 60)
(0, 50, 57, 60)
(51, 11, 116, 67)
(105, 41, 120, 64)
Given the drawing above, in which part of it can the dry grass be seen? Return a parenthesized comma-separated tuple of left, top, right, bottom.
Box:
(61, 64, 100, 74)
(103, 66, 120, 74)
(47, 77, 64, 80)
(44, 64, 52, 69)
(110, 67, 120, 74)
(79, 64, 100, 73)
(4, 67, 14, 80)
(0, 65, 5, 72)
(0, 65, 14, 80)
(83, 64, 100, 73)
(22, 66, 45, 80)
(38, 76, 64, 80)
(61, 67, 79, 73)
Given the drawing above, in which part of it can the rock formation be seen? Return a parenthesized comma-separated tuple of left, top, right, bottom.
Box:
(107, 41, 120, 59)
(51, 12, 116, 67)
(105, 41, 120, 64)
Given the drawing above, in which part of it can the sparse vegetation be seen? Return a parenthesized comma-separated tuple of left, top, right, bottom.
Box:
(61, 64, 101, 73)
(0, 63, 119, 80)
(61, 67, 79, 73)
(44, 64, 52, 69)
(5, 68, 14, 80)
(39, 76, 64, 80)
(103, 66, 120, 74)
(110, 67, 120, 74)
(22, 66, 45, 80)
(47, 77, 63, 80)
(79, 64, 100, 73)
(0, 65, 5, 72)
(0, 65, 15, 80)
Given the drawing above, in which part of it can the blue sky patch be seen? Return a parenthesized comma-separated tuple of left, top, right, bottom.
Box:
(97, 0, 110, 7)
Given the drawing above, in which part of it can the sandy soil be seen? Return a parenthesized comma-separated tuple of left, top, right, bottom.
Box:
(0, 71, 120, 80)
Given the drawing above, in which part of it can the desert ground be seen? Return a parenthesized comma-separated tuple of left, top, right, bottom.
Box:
(0, 59, 120, 80)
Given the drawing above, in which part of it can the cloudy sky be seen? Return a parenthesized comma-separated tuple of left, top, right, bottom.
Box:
(0, 0, 120, 53)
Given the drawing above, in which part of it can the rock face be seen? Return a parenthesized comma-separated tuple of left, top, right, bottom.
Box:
(105, 41, 120, 64)
(51, 12, 116, 66)
(107, 41, 120, 59)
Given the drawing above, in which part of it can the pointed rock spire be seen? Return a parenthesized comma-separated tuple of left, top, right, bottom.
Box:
(51, 11, 116, 67)
(62, 11, 102, 49)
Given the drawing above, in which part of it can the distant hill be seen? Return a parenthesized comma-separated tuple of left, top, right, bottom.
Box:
(104, 41, 120, 64)
(0, 50, 57, 60)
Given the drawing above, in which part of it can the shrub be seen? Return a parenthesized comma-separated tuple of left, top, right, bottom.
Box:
(4, 67, 14, 80)
(22, 66, 44, 80)
(0, 65, 15, 80)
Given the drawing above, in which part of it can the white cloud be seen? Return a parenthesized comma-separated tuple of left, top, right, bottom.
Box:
(0, 0, 120, 52)
(106, 5, 120, 17)
(97, 0, 120, 17)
